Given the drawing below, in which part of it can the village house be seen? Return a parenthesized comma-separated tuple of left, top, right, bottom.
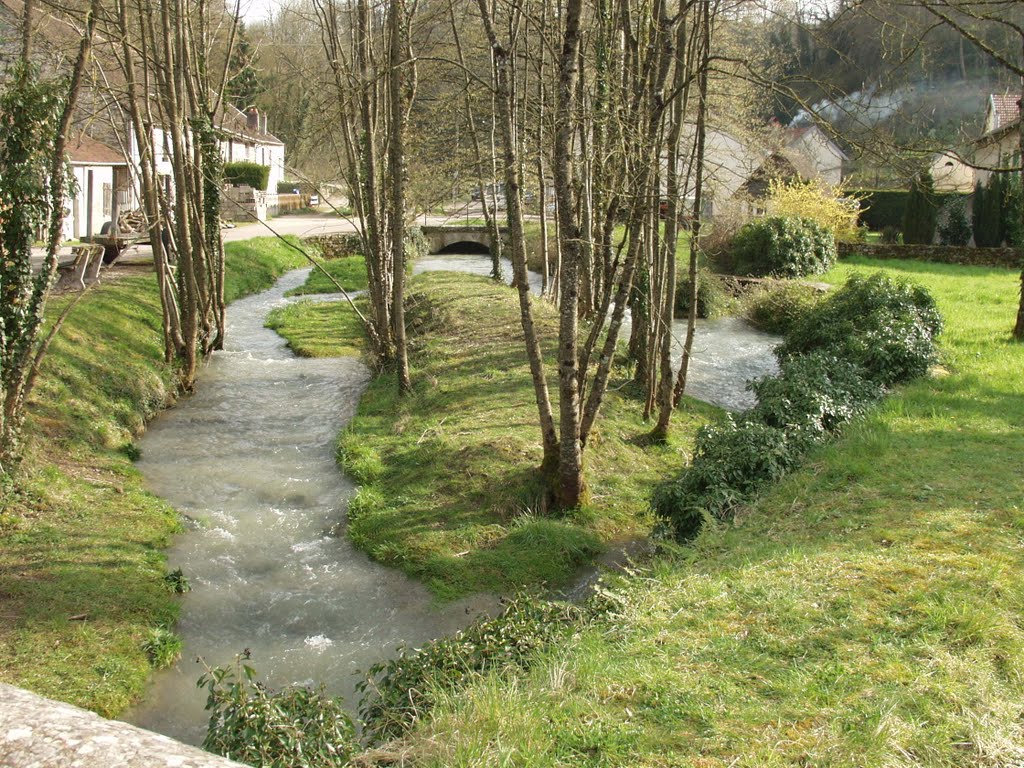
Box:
(976, 92, 1021, 185)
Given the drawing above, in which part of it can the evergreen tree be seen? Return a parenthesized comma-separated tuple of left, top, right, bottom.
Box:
(976, 174, 1004, 247)
(902, 172, 937, 245)
(972, 181, 984, 245)
(938, 196, 971, 246)
(1004, 175, 1024, 248)
(227, 23, 262, 111)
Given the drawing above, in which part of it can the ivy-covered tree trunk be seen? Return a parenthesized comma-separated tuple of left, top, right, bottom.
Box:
(0, 0, 98, 474)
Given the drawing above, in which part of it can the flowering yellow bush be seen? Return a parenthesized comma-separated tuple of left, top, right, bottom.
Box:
(767, 179, 864, 242)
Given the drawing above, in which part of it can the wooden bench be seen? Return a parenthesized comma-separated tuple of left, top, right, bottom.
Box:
(53, 244, 105, 291)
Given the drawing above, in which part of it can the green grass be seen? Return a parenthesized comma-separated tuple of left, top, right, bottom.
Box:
(291, 271, 717, 601)
(0, 237, 306, 716)
(378, 257, 1024, 766)
(283, 255, 368, 297)
(266, 299, 368, 359)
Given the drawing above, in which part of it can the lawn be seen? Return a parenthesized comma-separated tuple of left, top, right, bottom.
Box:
(376, 256, 1024, 766)
(267, 270, 718, 601)
(283, 255, 368, 296)
(0, 238, 305, 716)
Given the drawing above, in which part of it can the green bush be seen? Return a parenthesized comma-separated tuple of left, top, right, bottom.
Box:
(224, 161, 270, 191)
(358, 596, 589, 743)
(141, 627, 182, 669)
(200, 653, 356, 767)
(879, 225, 901, 244)
(902, 172, 937, 245)
(731, 216, 837, 278)
(1001, 174, 1023, 248)
(744, 281, 822, 335)
(974, 174, 1005, 247)
(674, 269, 729, 319)
(855, 189, 909, 231)
(777, 273, 942, 386)
(938, 196, 971, 246)
(651, 416, 798, 539)
(748, 352, 882, 445)
(653, 274, 942, 542)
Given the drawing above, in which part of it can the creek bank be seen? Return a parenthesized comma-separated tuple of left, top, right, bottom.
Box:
(270, 270, 718, 600)
(0, 239, 308, 717)
(126, 268, 496, 745)
(366, 257, 1024, 768)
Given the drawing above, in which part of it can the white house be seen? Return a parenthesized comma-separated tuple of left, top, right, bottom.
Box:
(64, 135, 129, 241)
(975, 92, 1020, 186)
(779, 124, 848, 187)
(929, 150, 975, 193)
(124, 105, 287, 224)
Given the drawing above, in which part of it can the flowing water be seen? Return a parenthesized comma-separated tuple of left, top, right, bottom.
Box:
(126, 269, 494, 745)
(128, 256, 778, 744)
(415, 253, 780, 411)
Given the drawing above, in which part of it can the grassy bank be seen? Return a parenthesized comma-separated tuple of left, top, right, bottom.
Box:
(373, 257, 1024, 766)
(283, 255, 368, 297)
(0, 238, 305, 716)
(268, 271, 717, 601)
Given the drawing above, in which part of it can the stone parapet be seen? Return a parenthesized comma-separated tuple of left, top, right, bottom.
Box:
(0, 683, 249, 768)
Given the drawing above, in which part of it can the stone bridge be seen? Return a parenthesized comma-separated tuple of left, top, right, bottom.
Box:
(420, 225, 508, 255)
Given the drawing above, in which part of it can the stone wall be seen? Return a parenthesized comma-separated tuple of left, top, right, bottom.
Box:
(0, 683, 249, 767)
(305, 232, 363, 259)
(839, 242, 1021, 269)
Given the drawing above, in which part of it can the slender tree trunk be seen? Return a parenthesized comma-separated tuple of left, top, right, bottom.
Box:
(389, 0, 411, 394)
(476, 0, 559, 475)
(553, 0, 586, 507)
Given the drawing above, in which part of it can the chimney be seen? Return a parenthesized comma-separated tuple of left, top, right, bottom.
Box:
(246, 107, 259, 131)
(262, 113, 268, 134)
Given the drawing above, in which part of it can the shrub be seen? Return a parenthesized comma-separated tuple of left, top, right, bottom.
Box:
(777, 273, 942, 386)
(767, 178, 863, 242)
(652, 416, 799, 539)
(938, 196, 971, 246)
(731, 216, 837, 278)
(856, 189, 909, 231)
(223, 161, 270, 191)
(748, 352, 883, 445)
(902, 172, 937, 245)
(358, 596, 588, 743)
(1001, 174, 1023, 248)
(880, 225, 902, 244)
(675, 269, 729, 319)
(200, 652, 357, 767)
(744, 281, 822, 335)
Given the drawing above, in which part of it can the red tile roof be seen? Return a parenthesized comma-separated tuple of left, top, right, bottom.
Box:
(990, 93, 1021, 130)
(67, 134, 127, 165)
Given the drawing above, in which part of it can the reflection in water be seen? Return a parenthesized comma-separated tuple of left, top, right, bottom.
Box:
(126, 269, 494, 745)
(415, 253, 780, 411)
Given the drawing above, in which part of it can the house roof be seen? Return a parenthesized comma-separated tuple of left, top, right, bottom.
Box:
(216, 104, 284, 147)
(989, 93, 1021, 132)
(67, 134, 127, 165)
(782, 124, 850, 162)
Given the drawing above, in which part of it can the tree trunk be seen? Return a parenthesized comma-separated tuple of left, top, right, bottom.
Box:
(389, 0, 412, 394)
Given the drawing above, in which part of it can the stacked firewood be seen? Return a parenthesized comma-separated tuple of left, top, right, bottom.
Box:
(117, 209, 147, 233)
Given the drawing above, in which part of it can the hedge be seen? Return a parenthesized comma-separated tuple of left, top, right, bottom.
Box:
(224, 161, 270, 191)
(853, 189, 967, 232)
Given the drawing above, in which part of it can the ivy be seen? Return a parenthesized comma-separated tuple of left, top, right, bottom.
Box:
(0, 62, 72, 472)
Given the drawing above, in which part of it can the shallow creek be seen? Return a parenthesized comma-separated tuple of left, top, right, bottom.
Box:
(414, 253, 780, 411)
(126, 268, 494, 745)
(128, 257, 779, 744)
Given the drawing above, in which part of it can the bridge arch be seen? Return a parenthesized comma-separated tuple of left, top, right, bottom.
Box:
(420, 225, 508, 255)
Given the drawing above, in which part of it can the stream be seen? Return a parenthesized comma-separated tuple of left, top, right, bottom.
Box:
(126, 268, 495, 745)
(127, 256, 779, 744)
